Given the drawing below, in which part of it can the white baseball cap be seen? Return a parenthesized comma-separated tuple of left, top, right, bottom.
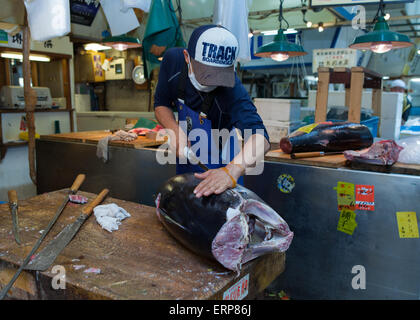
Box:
(187, 24, 239, 88)
(391, 79, 406, 89)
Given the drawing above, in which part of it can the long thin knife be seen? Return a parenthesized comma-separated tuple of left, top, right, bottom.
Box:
(8, 190, 21, 245)
(291, 151, 343, 159)
(25, 189, 109, 271)
(0, 174, 86, 300)
(184, 147, 209, 171)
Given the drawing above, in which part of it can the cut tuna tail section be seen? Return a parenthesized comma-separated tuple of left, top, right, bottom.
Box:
(212, 198, 293, 274)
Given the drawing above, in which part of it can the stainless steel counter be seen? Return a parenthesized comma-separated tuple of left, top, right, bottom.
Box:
(36, 138, 420, 299)
(245, 161, 420, 299)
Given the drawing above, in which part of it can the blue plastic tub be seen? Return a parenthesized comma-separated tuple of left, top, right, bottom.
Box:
(301, 116, 379, 138)
(0, 201, 7, 204)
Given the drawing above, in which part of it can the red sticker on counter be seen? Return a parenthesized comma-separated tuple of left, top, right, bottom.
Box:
(355, 185, 375, 211)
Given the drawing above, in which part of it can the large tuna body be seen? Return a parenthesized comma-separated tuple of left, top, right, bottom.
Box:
(155, 173, 293, 273)
(280, 122, 373, 154)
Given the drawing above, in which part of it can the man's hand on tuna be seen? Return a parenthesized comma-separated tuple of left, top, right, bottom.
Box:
(193, 164, 243, 198)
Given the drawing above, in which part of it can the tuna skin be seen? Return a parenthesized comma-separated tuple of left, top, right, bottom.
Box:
(155, 173, 293, 273)
(280, 122, 373, 154)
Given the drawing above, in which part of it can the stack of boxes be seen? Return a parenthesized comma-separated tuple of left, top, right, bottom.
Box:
(254, 98, 301, 143)
(379, 92, 404, 140)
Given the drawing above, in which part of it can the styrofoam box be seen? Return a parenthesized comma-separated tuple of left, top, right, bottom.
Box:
(263, 120, 302, 143)
(380, 92, 403, 120)
(75, 94, 91, 112)
(254, 98, 301, 122)
(380, 118, 401, 140)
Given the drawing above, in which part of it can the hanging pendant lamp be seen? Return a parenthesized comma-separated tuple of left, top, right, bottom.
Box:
(102, 35, 142, 51)
(254, 0, 307, 62)
(349, 0, 413, 53)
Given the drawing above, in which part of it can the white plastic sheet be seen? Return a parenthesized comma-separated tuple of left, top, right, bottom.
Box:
(101, 0, 140, 36)
(213, 0, 252, 62)
(120, 0, 151, 13)
(24, 0, 70, 41)
(397, 137, 420, 165)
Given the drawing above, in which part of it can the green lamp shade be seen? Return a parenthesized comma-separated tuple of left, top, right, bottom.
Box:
(102, 35, 142, 51)
(349, 16, 413, 51)
(255, 29, 307, 59)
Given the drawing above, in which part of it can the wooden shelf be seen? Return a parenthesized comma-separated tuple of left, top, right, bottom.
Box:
(2, 141, 28, 147)
(0, 108, 74, 114)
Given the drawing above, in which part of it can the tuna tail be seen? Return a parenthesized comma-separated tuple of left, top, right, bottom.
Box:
(211, 197, 293, 275)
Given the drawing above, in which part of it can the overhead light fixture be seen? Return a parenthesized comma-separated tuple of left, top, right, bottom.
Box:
(384, 13, 390, 20)
(349, 0, 413, 54)
(302, 8, 312, 28)
(318, 22, 324, 32)
(382, 76, 390, 80)
(284, 28, 298, 34)
(410, 78, 420, 82)
(84, 43, 112, 51)
(262, 30, 279, 36)
(417, 49, 420, 55)
(1, 52, 50, 62)
(255, 0, 307, 62)
(102, 35, 141, 51)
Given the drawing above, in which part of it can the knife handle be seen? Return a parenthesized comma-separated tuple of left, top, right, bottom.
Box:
(291, 152, 323, 159)
(70, 174, 86, 194)
(8, 190, 18, 205)
(82, 189, 109, 216)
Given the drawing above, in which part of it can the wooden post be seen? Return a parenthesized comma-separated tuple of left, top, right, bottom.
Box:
(372, 88, 382, 118)
(4, 59, 11, 85)
(372, 88, 382, 137)
(61, 58, 74, 132)
(30, 61, 38, 86)
(315, 67, 330, 123)
(348, 67, 364, 123)
(345, 88, 350, 107)
(22, 14, 37, 185)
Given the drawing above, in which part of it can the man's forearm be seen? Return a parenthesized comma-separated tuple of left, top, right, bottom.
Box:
(227, 133, 270, 177)
(154, 106, 178, 131)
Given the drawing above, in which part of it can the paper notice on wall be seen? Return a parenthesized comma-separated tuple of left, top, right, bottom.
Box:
(337, 209, 357, 235)
(335, 181, 355, 211)
(24, 0, 71, 41)
(396, 212, 419, 238)
(121, 0, 151, 13)
(101, 0, 140, 36)
(355, 185, 375, 211)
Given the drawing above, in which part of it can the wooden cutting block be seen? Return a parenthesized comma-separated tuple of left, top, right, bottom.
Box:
(265, 149, 347, 168)
(0, 190, 286, 300)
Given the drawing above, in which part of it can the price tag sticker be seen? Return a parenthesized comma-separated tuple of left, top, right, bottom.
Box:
(396, 212, 419, 238)
(337, 209, 357, 235)
(355, 185, 375, 211)
(335, 182, 355, 211)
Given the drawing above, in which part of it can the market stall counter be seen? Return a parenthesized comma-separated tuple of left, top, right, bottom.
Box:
(35, 131, 420, 299)
(0, 190, 284, 300)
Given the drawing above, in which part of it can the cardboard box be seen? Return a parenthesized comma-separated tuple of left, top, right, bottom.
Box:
(255, 98, 301, 122)
(263, 120, 302, 143)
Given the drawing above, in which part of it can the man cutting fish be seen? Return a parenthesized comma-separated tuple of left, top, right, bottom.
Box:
(154, 25, 270, 198)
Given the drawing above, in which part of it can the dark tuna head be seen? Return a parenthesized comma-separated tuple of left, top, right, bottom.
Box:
(155, 173, 293, 273)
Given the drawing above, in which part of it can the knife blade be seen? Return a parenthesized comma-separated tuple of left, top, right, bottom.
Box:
(184, 147, 209, 171)
(0, 174, 86, 300)
(8, 190, 21, 245)
(25, 189, 109, 271)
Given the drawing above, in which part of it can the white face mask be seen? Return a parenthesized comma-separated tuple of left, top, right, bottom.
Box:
(187, 55, 217, 93)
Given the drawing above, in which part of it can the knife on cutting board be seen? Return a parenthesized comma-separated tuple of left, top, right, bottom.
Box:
(291, 151, 343, 159)
(25, 189, 109, 271)
(8, 190, 21, 245)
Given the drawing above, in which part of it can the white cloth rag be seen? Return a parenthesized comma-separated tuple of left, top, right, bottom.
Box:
(94, 203, 131, 232)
